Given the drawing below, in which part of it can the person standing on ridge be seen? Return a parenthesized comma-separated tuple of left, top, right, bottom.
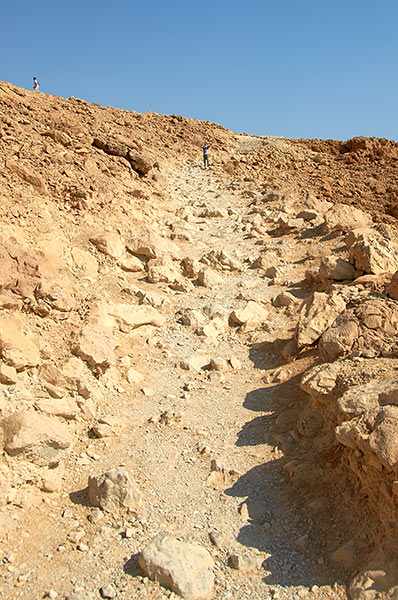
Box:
(33, 77, 39, 91)
(202, 142, 210, 168)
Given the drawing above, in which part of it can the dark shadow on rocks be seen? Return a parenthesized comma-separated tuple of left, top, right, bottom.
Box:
(236, 414, 271, 447)
(224, 459, 343, 589)
(123, 553, 143, 578)
(69, 486, 91, 507)
(248, 341, 287, 371)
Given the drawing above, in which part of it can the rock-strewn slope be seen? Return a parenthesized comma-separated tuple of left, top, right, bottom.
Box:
(1, 80, 398, 599)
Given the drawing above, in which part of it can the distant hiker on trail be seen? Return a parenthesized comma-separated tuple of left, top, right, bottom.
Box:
(33, 77, 39, 91)
(202, 143, 210, 168)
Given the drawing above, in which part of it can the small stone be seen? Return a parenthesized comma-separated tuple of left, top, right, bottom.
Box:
(229, 553, 261, 571)
(100, 584, 117, 598)
(88, 508, 103, 524)
(47, 591, 58, 600)
(229, 356, 241, 370)
(209, 531, 223, 547)
(77, 543, 89, 552)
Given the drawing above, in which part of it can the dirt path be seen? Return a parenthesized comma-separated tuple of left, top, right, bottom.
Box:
(0, 155, 348, 599)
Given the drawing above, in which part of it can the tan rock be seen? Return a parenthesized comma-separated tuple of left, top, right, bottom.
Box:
(347, 229, 398, 274)
(0, 363, 17, 384)
(127, 233, 180, 259)
(71, 247, 98, 281)
(0, 318, 40, 371)
(107, 303, 166, 330)
(139, 534, 214, 599)
(126, 368, 144, 385)
(1, 410, 73, 465)
(230, 301, 269, 326)
(180, 354, 210, 371)
(72, 325, 116, 368)
(296, 292, 346, 349)
(90, 232, 124, 259)
(6, 159, 47, 194)
(197, 268, 223, 288)
(119, 254, 145, 272)
(319, 298, 398, 361)
(35, 397, 80, 420)
(323, 204, 372, 234)
(210, 357, 229, 372)
(147, 257, 183, 285)
(88, 468, 141, 513)
(319, 255, 356, 281)
(389, 269, 398, 299)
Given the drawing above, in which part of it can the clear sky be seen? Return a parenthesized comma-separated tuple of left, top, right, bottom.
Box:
(2, 0, 397, 141)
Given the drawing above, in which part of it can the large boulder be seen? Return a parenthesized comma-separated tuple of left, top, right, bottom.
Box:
(296, 292, 346, 349)
(323, 205, 372, 234)
(88, 468, 141, 513)
(319, 255, 356, 281)
(346, 229, 398, 275)
(1, 410, 73, 465)
(139, 534, 214, 599)
(319, 298, 398, 361)
(336, 405, 398, 470)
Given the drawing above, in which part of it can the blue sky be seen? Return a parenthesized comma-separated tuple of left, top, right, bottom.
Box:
(2, 0, 397, 140)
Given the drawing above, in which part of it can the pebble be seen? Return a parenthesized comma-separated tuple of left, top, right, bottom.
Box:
(100, 584, 117, 598)
(47, 591, 58, 599)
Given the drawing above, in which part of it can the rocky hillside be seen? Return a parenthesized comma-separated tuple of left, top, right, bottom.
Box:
(1, 80, 398, 600)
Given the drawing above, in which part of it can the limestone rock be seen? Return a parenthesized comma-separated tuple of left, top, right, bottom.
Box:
(34, 397, 80, 420)
(6, 159, 47, 194)
(73, 325, 116, 368)
(319, 298, 398, 361)
(90, 232, 124, 260)
(197, 268, 223, 288)
(323, 205, 372, 234)
(296, 292, 346, 349)
(230, 301, 269, 326)
(71, 247, 98, 281)
(0, 318, 40, 371)
(147, 257, 183, 285)
(139, 534, 214, 599)
(389, 269, 398, 299)
(0, 363, 17, 384)
(347, 229, 398, 275)
(88, 468, 141, 513)
(180, 354, 209, 371)
(319, 255, 356, 281)
(127, 233, 180, 260)
(336, 405, 398, 470)
(119, 254, 145, 272)
(1, 410, 73, 465)
(301, 362, 342, 405)
(107, 303, 166, 330)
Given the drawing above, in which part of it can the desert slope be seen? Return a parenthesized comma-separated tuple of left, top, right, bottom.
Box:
(0, 81, 398, 600)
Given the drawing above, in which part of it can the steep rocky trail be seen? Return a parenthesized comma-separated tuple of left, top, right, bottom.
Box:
(0, 156, 347, 599)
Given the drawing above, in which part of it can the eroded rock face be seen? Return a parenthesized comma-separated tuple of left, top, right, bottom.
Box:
(139, 534, 214, 599)
(319, 298, 398, 361)
(88, 468, 141, 513)
(1, 410, 73, 465)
